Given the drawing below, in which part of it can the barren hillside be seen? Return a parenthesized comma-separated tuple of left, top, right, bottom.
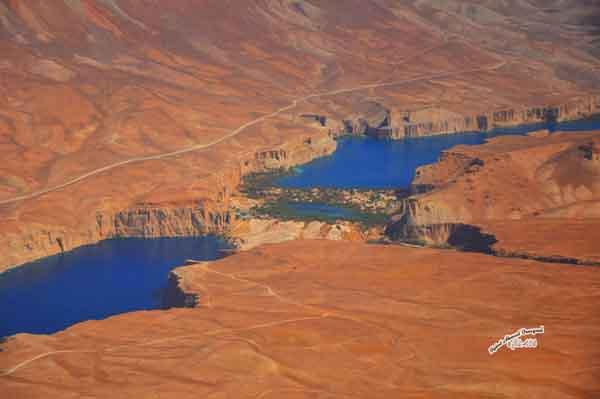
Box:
(1, 0, 600, 269)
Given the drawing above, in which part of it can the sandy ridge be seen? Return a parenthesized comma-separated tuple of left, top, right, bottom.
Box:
(0, 60, 506, 206)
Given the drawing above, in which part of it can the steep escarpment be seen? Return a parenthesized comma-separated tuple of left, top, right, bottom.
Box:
(386, 131, 600, 262)
(338, 95, 600, 139)
(0, 131, 336, 271)
(399, 95, 600, 138)
(2, 1, 600, 270)
(162, 268, 199, 309)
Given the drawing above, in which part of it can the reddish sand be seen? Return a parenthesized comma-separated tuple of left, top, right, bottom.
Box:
(1, 240, 599, 398)
(1, 4, 600, 396)
(400, 131, 600, 262)
(1, 1, 600, 269)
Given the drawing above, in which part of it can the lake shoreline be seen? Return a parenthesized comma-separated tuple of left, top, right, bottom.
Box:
(4, 115, 600, 275)
(0, 236, 232, 338)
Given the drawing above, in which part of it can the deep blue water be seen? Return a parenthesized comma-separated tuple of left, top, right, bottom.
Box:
(0, 237, 226, 337)
(286, 202, 360, 220)
(3, 118, 599, 339)
(276, 119, 600, 189)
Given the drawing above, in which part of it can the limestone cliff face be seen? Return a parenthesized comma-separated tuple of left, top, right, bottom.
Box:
(335, 95, 600, 139)
(395, 95, 600, 138)
(386, 132, 600, 250)
(242, 133, 336, 173)
(0, 133, 337, 271)
(3, 0, 600, 272)
(337, 102, 392, 137)
(228, 218, 380, 251)
(110, 206, 230, 237)
(385, 211, 497, 253)
(1, 202, 233, 272)
(385, 198, 469, 246)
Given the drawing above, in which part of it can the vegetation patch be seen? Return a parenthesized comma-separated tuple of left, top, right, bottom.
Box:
(253, 199, 389, 227)
(240, 169, 400, 228)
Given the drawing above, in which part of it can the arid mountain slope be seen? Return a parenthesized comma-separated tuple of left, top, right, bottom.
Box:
(1, 1, 600, 270)
(1, 240, 599, 398)
(387, 130, 600, 263)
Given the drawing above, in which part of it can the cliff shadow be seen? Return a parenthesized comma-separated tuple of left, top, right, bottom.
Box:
(160, 271, 198, 309)
(447, 224, 498, 254)
(385, 220, 498, 254)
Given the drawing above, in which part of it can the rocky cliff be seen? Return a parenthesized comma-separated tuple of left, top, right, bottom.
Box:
(3, 240, 600, 398)
(228, 217, 380, 251)
(0, 131, 336, 271)
(386, 130, 600, 262)
(2, 0, 600, 270)
(336, 95, 600, 139)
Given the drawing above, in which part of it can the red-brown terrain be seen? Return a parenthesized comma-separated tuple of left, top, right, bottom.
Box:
(1, 240, 599, 398)
(2, 2, 600, 398)
(388, 130, 600, 264)
(1, 0, 600, 269)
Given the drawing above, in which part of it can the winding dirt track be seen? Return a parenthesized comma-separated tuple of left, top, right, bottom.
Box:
(0, 59, 508, 377)
(0, 60, 506, 206)
(0, 263, 334, 377)
(1, 255, 400, 377)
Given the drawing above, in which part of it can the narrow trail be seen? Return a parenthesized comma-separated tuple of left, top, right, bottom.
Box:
(0, 60, 506, 206)
(0, 263, 382, 378)
(0, 54, 508, 377)
(0, 314, 327, 378)
(0, 350, 97, 378)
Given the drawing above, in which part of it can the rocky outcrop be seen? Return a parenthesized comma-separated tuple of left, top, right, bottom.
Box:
(242, 134, 336, 174)
(1, 203, 232, 273)
(340, 102, 392, 137)
(385, 132, 600, 262)
(161, 269, 198, 308)
(111, 206, 231, 237)
(2, 0, 600, 272)
(386, 219, 497, 253)
(329, 95, 600, 140)
(0, 133, 337, 272)
(3, 240, 600, 398)
(229, 217, 380, 251)
(384, 198, 465, 246)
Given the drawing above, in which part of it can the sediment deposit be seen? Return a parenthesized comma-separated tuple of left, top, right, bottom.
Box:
(228, 217, 379, 250)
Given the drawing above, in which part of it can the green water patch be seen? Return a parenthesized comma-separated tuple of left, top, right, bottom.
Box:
(240, 169, 399, 227)
(254, 199, 389, 227)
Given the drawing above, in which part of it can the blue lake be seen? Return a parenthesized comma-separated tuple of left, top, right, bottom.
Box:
(2, 118, 599, 339)
(276, 119, 600, 189)
(0, 236, 227, 337)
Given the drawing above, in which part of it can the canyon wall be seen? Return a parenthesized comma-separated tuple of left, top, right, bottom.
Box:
(385, 131, 600, 262)
(337, 95, 600, 139)
(0, 132, 336, 272)
(2, 0, 600, 271)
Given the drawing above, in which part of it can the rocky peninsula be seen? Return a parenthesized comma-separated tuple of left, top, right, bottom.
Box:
(386, 129, 600, 264)
(2, 1, 600, 271)
(2, 2, 600, 397)
(2, 240, 599, 398)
